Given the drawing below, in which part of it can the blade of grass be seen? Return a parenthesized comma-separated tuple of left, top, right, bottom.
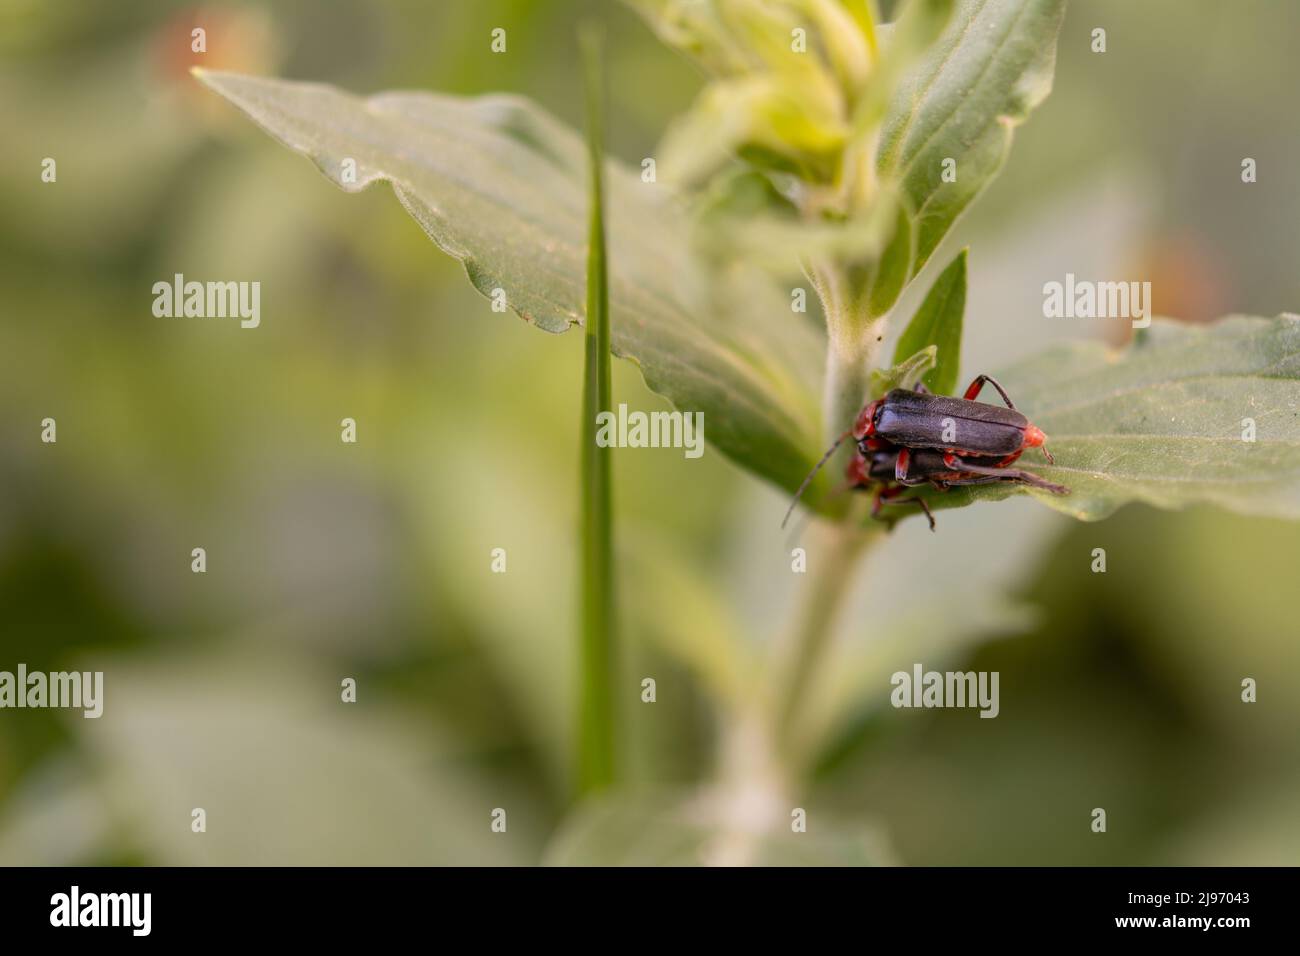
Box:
(577, 25, 616, 796)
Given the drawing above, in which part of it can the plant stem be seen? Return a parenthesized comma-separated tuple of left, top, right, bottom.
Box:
(773, 261, 889, 768)
(577, 25, 615, 796)
(808, 260, 885, 446)
(773, 515, 878, 763)
(823, 338, 875, 448)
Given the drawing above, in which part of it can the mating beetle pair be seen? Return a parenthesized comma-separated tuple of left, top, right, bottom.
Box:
(784, 374, 1069, 530)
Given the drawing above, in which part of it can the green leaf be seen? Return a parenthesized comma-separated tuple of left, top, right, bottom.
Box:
(921, 315, 1300, 522)
(578, 29, 617, 796)
(851, 200, 915, 320)
(892, 247, 966, 394)
(869, 344, 937, 397)
(192, 69, 824, 494)
(877, 0, 1067, 275)
(850, 0, 955, 136)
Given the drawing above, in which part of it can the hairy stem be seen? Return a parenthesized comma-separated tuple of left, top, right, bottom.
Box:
(823, 338, 875, 448)
(808, 260, 886, 446)
(773, 260, 889, 770)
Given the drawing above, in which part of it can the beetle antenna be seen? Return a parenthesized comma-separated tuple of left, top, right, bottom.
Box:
(782, 432, 849, 528)
(1041, 445, 1055, 465)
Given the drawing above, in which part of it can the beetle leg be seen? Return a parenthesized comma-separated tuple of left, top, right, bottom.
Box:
(870, 485, 906, 528)
(911, 495, 937, 531)
(896, 495, 937, 531)
(962, 374, 1018, 410)
(875, 491, 937, 531)
(947, 456, 1069, 495)
(940, 474, 1012, 487)
(952, 448, 1048, 477)
(894, 447, 912, 481)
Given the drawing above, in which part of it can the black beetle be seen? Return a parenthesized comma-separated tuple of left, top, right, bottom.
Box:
(854, 375, 1053, 465)
(781, 374, 1067, 530)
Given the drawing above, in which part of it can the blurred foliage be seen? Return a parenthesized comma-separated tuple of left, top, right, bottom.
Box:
(1, 0, 1299, 865)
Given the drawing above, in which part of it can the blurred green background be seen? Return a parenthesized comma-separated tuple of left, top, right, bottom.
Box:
(1, 0, 1297, 865)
